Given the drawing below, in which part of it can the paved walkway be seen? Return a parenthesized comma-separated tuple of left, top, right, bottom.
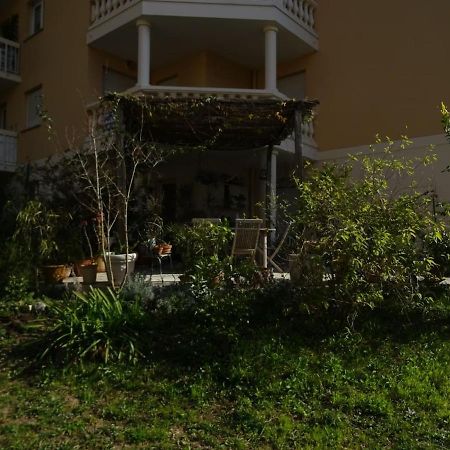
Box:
(64, 272, 450, 288)
(64, 271, 291, 287)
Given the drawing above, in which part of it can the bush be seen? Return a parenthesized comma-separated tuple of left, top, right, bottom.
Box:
(171, 221, 233, 267)
(0, 275, 35, 314)
(287, 139, 447, 313)
(39, 287, 148, 364)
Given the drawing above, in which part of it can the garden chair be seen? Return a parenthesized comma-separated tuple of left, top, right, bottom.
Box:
(231, 218, 263, 263)
(267, 222, 292, 273)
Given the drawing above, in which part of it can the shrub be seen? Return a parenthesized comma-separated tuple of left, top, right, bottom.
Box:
(0, 275, 35, 314)
(287, 138, 446, 313)
(39, 287, 148, 364)
(120, 273, 154, 308)
(171, 221, 233, 267)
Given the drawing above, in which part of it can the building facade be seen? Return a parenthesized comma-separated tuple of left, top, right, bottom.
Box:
(1, 0, 449, 218)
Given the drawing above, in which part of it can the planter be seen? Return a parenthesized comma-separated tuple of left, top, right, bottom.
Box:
(96, 252, 114, 273)
(105, 253, 137, 286)
(41, 265, 72, 284)
(80, 263, 98, 284)
(153, 244, 172, 256)
(74, 258, 95, 276)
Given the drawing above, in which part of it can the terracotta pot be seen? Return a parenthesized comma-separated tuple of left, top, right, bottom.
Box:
(153, 244, 172, 255)
(80, 263, 98, 284)
(153, 245, 164, 255)
(161, 244, 172, 254)
(96, 252, 114, 273)
(41, 265, 72, 284)
(74, 258, 94, 276)
(96, 255, 106, 273)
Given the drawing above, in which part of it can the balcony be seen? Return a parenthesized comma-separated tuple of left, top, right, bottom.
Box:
(0, 129, 17, 172)
(0, 37, 20, 91)
(87, 0, 318, 71)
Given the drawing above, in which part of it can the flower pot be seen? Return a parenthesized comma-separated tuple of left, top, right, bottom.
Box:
(74, 258, 95, 276)
(161, 244, 172, 254)
(41, 265, 72, 284)
(96, 252, 114, 273)
(80, 263, 98, 284)
(105, 253, 137, 286)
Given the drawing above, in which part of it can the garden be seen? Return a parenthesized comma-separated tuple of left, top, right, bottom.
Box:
(0, 100, 449, 448)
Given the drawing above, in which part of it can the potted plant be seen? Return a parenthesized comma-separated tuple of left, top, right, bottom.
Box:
(105, 248, 137, 287)
(13, 200, 72, 285)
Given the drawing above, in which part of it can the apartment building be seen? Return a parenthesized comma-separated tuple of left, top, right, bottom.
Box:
(1, 0, 449, 219)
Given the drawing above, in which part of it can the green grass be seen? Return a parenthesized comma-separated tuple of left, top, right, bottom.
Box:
(1, 312, 449, 450)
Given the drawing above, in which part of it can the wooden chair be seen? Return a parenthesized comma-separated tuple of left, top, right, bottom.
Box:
(192, 218, 222, 225)
(231, 218, 263, 263)
(267, 222, 292, 273)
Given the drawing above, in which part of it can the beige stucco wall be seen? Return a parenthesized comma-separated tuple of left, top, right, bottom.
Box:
(279, 0, 450, 151)
(0, 1, 140, 162)
(2, 0, 450, 163)
(151, 51, 252, 89)
(0, 1, 92, 161)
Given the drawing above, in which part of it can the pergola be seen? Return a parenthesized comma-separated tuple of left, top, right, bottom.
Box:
(101, 93, 319, 224)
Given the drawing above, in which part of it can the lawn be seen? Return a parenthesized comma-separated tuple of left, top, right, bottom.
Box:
(1, 304, 449, 450)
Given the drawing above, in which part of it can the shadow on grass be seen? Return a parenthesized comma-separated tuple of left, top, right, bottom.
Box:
(2, 281, 450, 375)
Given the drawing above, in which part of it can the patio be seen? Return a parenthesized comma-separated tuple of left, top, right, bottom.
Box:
(63, 270, 291, 287)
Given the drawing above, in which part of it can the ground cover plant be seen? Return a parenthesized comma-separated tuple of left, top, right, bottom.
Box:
(0, 288, 449, 449)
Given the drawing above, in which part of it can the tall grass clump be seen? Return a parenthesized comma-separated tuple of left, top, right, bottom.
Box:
(39, 287, 148, 364)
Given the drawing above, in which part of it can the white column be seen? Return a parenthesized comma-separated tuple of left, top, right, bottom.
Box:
(264, 25, 278, 91)
(136, 19, 151, 88)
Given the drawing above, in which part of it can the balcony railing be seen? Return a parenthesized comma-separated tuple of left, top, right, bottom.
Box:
(91, 0, 136, 24)
(0, 129, 17, 172)
(0, 37, 20, 77)
(281, 0, 316, 32)
(132, 85, 283, 100)
(90, 0, 317, 33)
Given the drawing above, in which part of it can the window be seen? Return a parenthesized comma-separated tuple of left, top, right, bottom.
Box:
(30, 0, 44, 36)
(26, 86, 42, 128)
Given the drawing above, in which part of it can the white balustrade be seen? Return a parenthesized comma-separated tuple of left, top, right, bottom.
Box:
(301, 120, 314, 140)
(0, 37, 20, 76)
(282, 0, 317, 32)
(91, 0, 137, 24)
(90, 0, 317, 34)
(138, 85, 283, 101)
(0, 130, 17, 172)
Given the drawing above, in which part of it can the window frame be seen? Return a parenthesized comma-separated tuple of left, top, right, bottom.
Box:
(30, 0, 44, 36)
